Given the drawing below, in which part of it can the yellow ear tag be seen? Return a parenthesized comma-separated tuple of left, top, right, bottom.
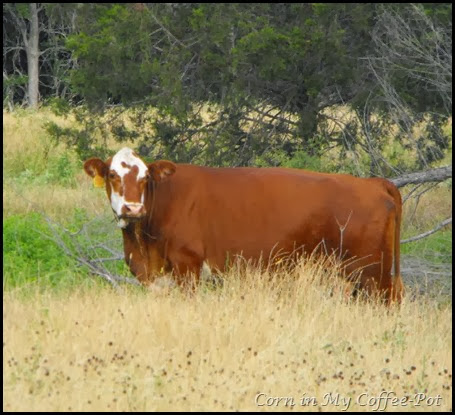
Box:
(93, 174, 105, 188)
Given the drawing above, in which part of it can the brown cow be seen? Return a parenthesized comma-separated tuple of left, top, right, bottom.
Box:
(84, 147, 404, 303)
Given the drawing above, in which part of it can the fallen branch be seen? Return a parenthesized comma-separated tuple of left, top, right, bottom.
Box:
(8, 181, 139, 288)
(401, 217, 452, 244)
(41, 216, 140, 287)
(391, 165, 452, 188)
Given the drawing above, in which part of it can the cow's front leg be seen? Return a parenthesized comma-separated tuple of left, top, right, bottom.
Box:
(167, 246, 203, 291)
(124, 240, 169, 285)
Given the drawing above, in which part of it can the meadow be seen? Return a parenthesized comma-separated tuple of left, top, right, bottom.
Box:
(4, 266, 452, 412)
(3, 109, 452, 411)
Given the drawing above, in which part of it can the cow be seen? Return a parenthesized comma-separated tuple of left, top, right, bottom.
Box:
(84, 147, 404, 303)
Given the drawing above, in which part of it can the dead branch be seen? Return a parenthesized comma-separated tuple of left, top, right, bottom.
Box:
(8, 182, 140, 288)
(391, 165, 452, 188)
(41, 215, 140, 287)
(401, 217, 452, 244)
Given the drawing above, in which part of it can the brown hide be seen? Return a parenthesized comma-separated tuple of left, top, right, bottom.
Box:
(121, 164, 403, 303)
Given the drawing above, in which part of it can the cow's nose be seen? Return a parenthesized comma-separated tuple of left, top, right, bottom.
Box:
(122, 203, 145, 217)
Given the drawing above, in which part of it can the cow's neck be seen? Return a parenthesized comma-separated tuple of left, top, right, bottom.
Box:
(121, 221, 166, 283)
(119, 179, 175, 283)
(120, 180, 167, 262)
(144, 179, 171, 236)
(122, 222, 147, 264)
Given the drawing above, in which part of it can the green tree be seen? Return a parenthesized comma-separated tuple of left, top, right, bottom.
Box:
(36, 3, 451, 174)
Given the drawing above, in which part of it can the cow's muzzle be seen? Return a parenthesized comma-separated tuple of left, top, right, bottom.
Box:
(120, 203, 146, 219)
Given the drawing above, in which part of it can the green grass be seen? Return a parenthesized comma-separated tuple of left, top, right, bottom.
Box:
(401, 230, 452, 263)
(3, 212, 74, 282)
(6, 151, 80, 188)
(3, 209, 128, 291)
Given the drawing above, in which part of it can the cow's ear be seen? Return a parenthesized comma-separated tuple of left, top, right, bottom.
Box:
(84, 158, 108, 178)
(84, 158, 108, 188)
(148, 160, 176, 182)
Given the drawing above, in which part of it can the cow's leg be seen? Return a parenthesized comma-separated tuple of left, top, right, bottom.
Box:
(347, 204, 399, 305)
(354, 258, 395, 304)
(390, 274, 404, 303)
(167, 245, 203, 291)
(125, 252, 150, 284)
(377, 207, 402, 305)
(124, 242, 169, 285)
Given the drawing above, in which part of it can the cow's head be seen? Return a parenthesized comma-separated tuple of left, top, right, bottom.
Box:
(84, 147, 176, 228)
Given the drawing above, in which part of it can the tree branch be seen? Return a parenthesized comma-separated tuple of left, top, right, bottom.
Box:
(8, 182, 140, 288)
(391, 165, 452, 188)
(401, 217, 452, 244)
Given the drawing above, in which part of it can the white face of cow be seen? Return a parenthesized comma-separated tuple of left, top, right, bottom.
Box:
(108, 148, 149, 225)
(84, 147, 177, 229)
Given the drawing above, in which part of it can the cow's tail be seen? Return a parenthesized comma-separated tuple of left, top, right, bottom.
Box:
(383, 179, 404, 302)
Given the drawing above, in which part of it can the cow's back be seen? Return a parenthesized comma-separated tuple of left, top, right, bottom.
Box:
(155, 165, 398, 273)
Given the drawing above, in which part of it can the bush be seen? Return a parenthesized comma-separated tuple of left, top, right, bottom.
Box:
(3, 212, 73, 287)
(3, 209, 130, 289)
(47, 152, 79, 186)
(283, 150, 326, 171)
(254, 148, 331, 172)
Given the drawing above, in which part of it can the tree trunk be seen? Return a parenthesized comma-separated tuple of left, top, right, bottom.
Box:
(26, 3, 40, 108)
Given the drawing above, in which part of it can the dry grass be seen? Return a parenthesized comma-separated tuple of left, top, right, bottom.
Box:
(401, 184, 452, 232)
(3, 109, 63, 162)
(3, 173, 107, 221)
(3, 262, 452, 412)
(2, 108, 125, 163)
(3, 109, 107, 220)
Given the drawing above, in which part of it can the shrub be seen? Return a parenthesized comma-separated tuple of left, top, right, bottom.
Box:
(3, 212, 73, 286)
(3, 209, 130, 289)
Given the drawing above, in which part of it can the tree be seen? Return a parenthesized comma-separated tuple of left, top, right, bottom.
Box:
(3, 3, 42, 107)
(4, 4, 451, 177)
(363, 3, 452, 172)
(52, 4, 451, 173)
(3, 3, 77, 108)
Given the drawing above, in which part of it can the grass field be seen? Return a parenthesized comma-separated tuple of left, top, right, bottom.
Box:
(3, 108, 452, 411)
(3, 267, 452, 412)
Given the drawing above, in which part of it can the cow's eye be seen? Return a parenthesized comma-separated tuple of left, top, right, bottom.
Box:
(109, 172, 116, 180)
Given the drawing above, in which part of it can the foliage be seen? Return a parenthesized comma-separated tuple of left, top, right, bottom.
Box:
(6, 145, 79, 188)
(3, 212, 74, 286)
(3, 209, 127, 289)
(3, 3, 449, 174)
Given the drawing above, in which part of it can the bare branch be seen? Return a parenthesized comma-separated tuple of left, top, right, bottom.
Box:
(148, 9, 187, 49)
(403, 182, 440, 205)
(391, 165, 452, 188)
(7, 182, 140, 288)
(250, 105, 299, 127)
(401, 217, 452, 244)
(41, 216, 141, 287)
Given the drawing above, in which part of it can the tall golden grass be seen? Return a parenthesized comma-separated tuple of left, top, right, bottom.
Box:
(3, 109, 105, 220)
(3, 261, 452, 412)
(401, 184, 452, 233)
